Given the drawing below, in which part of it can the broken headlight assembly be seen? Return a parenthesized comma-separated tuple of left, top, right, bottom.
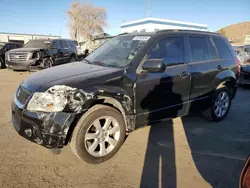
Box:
(32, 51, 41, 59)
(26, 85, 87, 113)
(27, 92, 68, 112)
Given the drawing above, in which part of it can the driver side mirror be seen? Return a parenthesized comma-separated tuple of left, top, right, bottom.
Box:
(142, 59, 166, 72)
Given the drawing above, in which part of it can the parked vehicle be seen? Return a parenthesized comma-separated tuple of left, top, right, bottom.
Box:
(0, 42, 22, 68)
(11, 30, 239, 163)
(239, 156, 250, 188)
(5, 39, 78, 70)
(234, 46, 250, 65)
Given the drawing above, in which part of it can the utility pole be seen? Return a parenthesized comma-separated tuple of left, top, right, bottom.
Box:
(146, 0, 151, 17)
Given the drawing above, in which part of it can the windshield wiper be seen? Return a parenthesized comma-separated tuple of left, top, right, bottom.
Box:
(82, 59, 91, 64)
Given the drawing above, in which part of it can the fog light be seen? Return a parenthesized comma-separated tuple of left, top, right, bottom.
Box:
(24, 128, 32, 137)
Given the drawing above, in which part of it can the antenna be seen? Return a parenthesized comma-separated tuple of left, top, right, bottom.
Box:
(146, 0, 151, 17)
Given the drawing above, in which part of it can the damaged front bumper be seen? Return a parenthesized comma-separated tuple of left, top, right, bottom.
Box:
(11, 101, 76, 148)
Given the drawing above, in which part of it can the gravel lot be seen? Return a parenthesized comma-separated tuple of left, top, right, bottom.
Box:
(0, 69, 249, 188)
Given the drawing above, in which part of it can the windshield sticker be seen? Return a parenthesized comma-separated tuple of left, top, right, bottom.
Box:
(132, 36, 151, 41)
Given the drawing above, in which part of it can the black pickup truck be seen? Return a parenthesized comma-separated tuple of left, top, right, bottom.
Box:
(11, 30, 239, 164)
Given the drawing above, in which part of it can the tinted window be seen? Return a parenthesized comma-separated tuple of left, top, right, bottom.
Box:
(207, 38, 219, 59)
(147, 36, 185, 65)
(68, 41, 77, 49)
(53, 40, 61, 49)
(188, 36, 210, 62)
(10, 44, 16, 49)
(212, 37, 233, 59)
(60, 40, 69, 49)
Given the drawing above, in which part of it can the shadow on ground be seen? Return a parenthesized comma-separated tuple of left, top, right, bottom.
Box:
(140, 112, 250, 188)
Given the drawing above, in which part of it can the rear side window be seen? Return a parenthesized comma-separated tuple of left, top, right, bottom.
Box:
(207, 38, 219, 59)
(68, 41, 77, 49)
(188, 36, 210, 62)
(60, 40, 69, 49)
(212, 37, 233, 59)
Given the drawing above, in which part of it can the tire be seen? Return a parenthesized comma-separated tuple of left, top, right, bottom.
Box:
(0, 57, 5, 69)
(42, 58, 53, 69)
(70, 104, 126, 164)
(70, 55, 76, 62)
(202, 86, 232, 122)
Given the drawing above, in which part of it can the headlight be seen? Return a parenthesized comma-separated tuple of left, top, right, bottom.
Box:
(27, 92, 68, 112)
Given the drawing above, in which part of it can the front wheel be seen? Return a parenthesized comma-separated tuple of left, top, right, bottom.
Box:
(202, 86, 232, 122)
(42, 58, 53, 69)
(0, 57, 5, 68)
(70, 105, 126, 164)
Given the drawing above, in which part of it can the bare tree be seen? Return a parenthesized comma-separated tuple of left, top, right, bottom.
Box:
(68, 2, 107, 43)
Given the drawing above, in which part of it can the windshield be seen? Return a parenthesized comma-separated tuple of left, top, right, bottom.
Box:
(24, 40, 51, 48)
(85, 35, 151, 68)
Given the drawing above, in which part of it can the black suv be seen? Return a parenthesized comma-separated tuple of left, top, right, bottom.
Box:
(11, 30, 239, 164)
(0, 42, 22, 68)
(5, 39, 78, 70)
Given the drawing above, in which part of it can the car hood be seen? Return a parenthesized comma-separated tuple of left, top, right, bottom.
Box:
(8, 48, 41, 53)
(22, 62, 124, 92)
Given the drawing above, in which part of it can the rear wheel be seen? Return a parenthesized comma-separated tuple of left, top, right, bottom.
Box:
(202, 86, 232, 122)
(70, 105, 126, 164)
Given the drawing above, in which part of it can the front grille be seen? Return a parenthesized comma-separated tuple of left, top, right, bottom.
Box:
(16, 85, 32, 105)
(9, 52, 28, 62)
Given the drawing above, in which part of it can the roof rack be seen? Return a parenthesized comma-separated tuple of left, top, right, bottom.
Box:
(156, 29, 219, 35)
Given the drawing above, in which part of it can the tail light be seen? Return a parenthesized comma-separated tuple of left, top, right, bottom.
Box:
(235, 57, 241, 73)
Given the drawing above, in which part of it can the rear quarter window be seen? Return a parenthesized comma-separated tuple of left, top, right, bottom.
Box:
(212, 36, 233, 59)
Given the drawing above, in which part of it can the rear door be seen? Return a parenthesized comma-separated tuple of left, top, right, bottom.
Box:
(60, 40, 71, 63)
(187, 35, 221, 100)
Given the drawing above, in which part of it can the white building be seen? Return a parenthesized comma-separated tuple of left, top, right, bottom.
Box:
(121, 17, 208, 33)
(0, 32, 60, 45)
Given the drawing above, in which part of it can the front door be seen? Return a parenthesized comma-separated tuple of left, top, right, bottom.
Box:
(135, 36, 190, 127)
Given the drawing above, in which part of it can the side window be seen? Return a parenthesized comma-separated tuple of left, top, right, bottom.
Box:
(60, 40, 69, 49)
(68, 41, 77, 51)
(207, 38, 219, 59)
(188, 36, 210, 62)
(10, 44, 16, 49)
(147, 36, 185, 66)
(212, 37, 233, 59)
(53, 40, 61, 49)
(4, 44, 10, 51)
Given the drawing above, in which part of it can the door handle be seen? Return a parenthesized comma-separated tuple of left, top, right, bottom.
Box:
(180, 71, 190, 78)
(217, 65, 223, 70)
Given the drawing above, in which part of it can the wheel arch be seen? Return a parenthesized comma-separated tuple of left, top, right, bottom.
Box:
(212, 69, 237, 98)
(65, 96, 134, 145)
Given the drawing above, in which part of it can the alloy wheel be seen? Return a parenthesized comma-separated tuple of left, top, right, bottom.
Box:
(214, 91, 230, 118)
(84, 116, 121, 157)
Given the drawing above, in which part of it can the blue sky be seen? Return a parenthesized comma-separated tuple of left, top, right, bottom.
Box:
(0, 0, 249, 38)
